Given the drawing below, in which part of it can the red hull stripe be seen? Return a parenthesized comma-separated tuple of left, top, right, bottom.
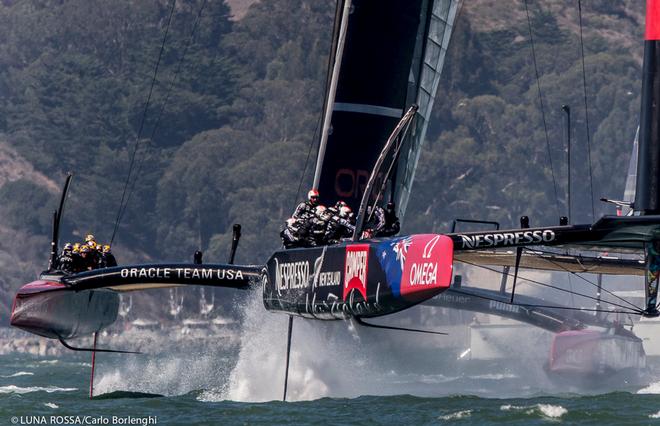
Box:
(647, 0, 660, 40)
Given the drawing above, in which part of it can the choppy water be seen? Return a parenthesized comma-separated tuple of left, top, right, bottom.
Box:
(2, 351, 660, 425)
(3, 289, 660, 424)
(0, 342, 659, 425)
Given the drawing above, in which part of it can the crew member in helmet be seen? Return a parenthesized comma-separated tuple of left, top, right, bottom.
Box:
(58, 243, 75, 274)
(307, 205, 330, 246)
(85, 234, 96, 246)
(78, 245, 94, 271)
(281, 217, 307, 248)
(100, 244, 117, 268)
(327, 200, 346, 217)
(293, 189, 320, 220)
(71, 243, 82, 272)
(326, 204, 355, 244)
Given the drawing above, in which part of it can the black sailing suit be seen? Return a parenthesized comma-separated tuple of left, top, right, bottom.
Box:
(58, 251, 75, 274)
(292, 200, 317, 220)
(101, 252, 117, 268)
(325, 213, 355, 244)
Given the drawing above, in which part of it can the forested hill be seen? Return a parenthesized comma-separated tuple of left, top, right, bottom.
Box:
(0, 0, 645, 317)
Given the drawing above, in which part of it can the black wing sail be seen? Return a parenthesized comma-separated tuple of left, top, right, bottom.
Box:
(314, 0, 460, 219)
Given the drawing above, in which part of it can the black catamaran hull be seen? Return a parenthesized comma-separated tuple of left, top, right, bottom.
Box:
(263, 234, 454, 319)
(10, 264, 261, 340)
(11, 280, 119, 340)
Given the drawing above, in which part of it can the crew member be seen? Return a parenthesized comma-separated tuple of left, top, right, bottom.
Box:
(327, 200, 346, 216)
(292, 189, 320, 220)
(85, 234, 97, 247)
(326, 205, 355, 244)
(281, 217, 308, 248)
(307, 205, 330, 246)
(70, 243, 82, 272)
(100, 244, 117, 268)
(58, 243, 75, 274)
(78, 245, 94, 271)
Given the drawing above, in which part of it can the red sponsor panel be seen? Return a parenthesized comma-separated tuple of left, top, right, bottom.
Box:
(647, 0, 660, 40)
(400, 234, 453, 300)
(344, 244, 370, 301)
(548, 330, 600, 372)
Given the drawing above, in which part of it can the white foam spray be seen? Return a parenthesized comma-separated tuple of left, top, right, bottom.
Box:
(438, 410, 472, 420)
(95, 351, 231, 396)
(500, 404, 567, 419)
(95, 287, 575, 400)
(2, 372, 34, 378)
(0, 385, 77, 394)
(206, 289, 463, 402)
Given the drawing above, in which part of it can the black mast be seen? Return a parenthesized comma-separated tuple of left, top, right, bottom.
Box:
(635, 0, 660, 215)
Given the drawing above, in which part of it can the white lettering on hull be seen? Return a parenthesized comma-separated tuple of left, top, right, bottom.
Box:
(275, 261, 310, 293)
(345, 251, 367, 290)
(409, 262, 438, 286)
(119, 267, 244, 280)
(459, 230, 556, 249)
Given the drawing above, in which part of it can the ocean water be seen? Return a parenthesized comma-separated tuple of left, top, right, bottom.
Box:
(3, 289, 660, 425)
(2, 351, 660, 425)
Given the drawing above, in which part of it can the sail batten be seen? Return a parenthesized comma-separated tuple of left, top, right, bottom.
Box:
(333, 103, 403, 118)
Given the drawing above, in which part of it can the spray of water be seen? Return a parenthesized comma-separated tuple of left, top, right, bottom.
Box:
(205, 288, 543, 402)
(96, 286, 621, 401)
(94, 350, 233, 396)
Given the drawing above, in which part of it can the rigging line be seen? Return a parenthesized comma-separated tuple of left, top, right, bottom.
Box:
(519, 248, 644, 311)
(111, 0, 178, 244)
(458, 258, 645, 313)
(523, 0, 560, 218)
(292, 118, 323, 212)
(364, 117, 414, 225)
(115, 0, 208, 230)
(577, 0, 596, 220)
(449, 288, 643, 316)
